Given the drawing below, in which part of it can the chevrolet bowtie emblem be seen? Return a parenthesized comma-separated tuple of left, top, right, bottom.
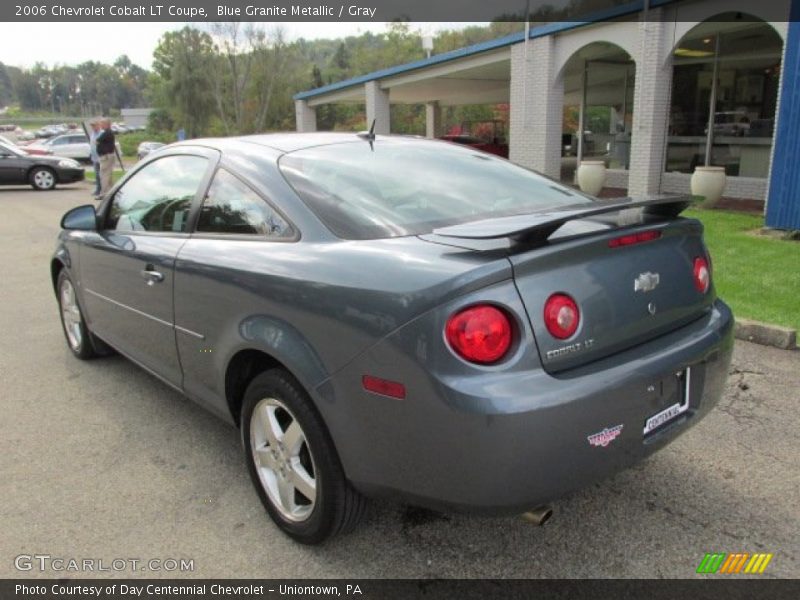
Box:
(634, 272, 660, 293)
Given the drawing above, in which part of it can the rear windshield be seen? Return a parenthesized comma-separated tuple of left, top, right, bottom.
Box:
(279, 139, 592, 240)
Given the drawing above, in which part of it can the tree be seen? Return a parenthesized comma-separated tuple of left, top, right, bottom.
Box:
(208, 23, 288, 134)
(152, 27, 216, 138)
(0, 63, 14, 106)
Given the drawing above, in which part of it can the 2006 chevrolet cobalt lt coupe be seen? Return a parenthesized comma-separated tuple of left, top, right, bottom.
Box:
(52, 133, 733, 543)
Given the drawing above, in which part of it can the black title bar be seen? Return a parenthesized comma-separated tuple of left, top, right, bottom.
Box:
(1, 0, 793, 23)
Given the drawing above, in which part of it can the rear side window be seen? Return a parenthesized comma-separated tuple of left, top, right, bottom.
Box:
(107, 155, 208, 233)
(196, 168, 291, 238)
(279, 139, 591, 240)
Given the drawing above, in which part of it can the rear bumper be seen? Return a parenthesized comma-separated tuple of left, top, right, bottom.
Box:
(321, 299, 734, 513)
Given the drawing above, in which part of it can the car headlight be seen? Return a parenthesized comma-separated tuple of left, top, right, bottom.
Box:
(58, 159, 80, 169)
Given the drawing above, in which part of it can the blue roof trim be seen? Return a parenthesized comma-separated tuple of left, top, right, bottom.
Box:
(294, 0, 651, 101)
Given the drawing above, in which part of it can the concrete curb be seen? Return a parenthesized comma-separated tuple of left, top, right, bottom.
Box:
(734, 318, 797, 350)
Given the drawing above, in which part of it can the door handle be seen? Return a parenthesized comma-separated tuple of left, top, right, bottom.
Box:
(140, 265, 165, 285)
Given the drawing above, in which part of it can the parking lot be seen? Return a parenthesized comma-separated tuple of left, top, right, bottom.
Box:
(1, 183, 798, 578)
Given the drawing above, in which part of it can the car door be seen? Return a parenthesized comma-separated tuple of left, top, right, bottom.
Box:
(173, 167, 296, 415)
(78, 150, 218, 387)
(0, 144, 31, 184)
(63, 134, 89, 160)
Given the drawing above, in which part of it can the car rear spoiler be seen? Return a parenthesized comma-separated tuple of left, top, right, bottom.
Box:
(432, 195, 694, 243)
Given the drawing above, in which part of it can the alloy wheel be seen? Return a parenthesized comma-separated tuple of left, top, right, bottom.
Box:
(60, 279, 82, 350)
(249, 397, 317, 522)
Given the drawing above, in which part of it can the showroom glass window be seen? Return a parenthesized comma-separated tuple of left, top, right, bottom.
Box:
(107, 155, 208, 233)
(667, 18, 783, 177)
(197, 168, 292, 238)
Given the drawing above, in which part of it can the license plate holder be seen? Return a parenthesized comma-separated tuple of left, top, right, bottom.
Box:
(643, 367, 691, 435)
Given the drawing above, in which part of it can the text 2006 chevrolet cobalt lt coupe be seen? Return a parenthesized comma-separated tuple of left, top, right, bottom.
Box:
(53, 134, 733, 543)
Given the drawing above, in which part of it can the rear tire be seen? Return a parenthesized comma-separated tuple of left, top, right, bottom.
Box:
(30, 167, 57, 191)
(241, 368, 366, 544)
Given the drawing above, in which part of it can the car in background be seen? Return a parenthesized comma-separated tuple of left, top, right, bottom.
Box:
(51, 133, 733, 543)
(25, 133, 91, 161)
(15, 130, 36, 142)
(136, 141, 165, 160)
(0, 134, 18, 148)
(26, 132, 121, 162)
(707, 111, 750, 137)
(0, 139, 84, 190)
(439, 120, 509, 158)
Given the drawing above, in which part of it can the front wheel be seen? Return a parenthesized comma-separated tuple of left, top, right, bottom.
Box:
(30, 167, 57, 191)
(242, 369, 366, 544)
(57, 270, 97, 359)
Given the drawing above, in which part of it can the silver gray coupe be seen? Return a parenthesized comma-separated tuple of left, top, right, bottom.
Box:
(52, 133, 733, 543)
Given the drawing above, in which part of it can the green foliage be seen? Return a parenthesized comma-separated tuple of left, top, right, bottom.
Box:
(5, 57, 148, 116)
(685, 208, 800, 332)
(147, 108, 174, 133)
(0, 62, 15, 106)
(4, 22, 531, 137)
(152, 26, 216, 138)
(117, 131, 175, 157)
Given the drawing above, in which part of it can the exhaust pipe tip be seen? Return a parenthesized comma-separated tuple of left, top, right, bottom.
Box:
(521, 505, 553, 526)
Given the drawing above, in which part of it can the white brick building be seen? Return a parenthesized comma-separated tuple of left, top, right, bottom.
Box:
(295, 0, 800, 229)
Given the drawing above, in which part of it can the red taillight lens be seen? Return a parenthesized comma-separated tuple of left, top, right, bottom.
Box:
(544, 293, 580, 339)
(445, 305, 512, 364)
(608, 230, 662, 248)
(693, 256, 710, 293)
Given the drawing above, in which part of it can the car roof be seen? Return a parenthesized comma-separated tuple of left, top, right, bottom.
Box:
(170, 132, 430, 155)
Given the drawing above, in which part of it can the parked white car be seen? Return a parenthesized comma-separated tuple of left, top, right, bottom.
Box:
(26, 133, 121, 162)
(26, 133, 91, 161)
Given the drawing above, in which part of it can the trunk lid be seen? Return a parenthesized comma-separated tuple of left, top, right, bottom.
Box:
(429, 196, 714, 372)
(511, 217, 713, 372)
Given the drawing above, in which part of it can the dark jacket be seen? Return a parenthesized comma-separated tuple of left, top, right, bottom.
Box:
(96, 128, 115, 156)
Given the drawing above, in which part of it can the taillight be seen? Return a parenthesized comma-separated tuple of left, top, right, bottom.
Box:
(693, 257, 710, 294)
(608, 230, 662, 248)
(544, 293, 580, 339)
(445, 305, 512, 364)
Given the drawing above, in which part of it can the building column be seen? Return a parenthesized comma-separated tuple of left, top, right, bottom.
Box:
(766, 2, 800, 229)
(365, 81, 391, 134)
(295, 99, 317, 133)
(425, 102, 442, 139)
(509, 37, 562, 179)
(627, 13, 672, 197)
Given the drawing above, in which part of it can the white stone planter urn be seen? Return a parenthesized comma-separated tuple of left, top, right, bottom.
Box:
(691, 166, 727, 207)
(576, 160, 607, 196)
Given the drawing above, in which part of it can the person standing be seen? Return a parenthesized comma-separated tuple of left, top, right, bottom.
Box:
(95, 118, 116, 197)
(88, 119, 102, 198)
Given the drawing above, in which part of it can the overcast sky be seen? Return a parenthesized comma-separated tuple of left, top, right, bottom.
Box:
(0, 22, 484, 70)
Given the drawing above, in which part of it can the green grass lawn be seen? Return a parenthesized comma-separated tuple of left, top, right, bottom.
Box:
(685, 208, 800, 332)
(84, 169, 124, 183)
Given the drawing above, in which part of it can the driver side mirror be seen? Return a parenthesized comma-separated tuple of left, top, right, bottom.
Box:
(61, 204, 98, 231)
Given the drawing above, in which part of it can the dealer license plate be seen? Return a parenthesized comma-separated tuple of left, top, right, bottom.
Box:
(643, 367, 691, 435)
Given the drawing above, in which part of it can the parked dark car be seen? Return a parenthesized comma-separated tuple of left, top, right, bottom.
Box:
(52, 134, 733, 544)
(0, 140, 84, 190)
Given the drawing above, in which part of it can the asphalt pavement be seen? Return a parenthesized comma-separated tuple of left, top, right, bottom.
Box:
(1, 183, 798, 579)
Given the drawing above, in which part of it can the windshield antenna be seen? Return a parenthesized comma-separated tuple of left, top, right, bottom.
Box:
(357, 119, 377, 151)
